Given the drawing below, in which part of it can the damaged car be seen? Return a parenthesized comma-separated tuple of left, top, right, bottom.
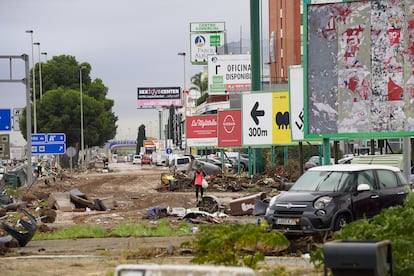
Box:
(265, 164, 410, 236)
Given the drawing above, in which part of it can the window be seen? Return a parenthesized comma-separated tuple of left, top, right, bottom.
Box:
(357, 170, 376, 190)
(377, 170, 398, 189)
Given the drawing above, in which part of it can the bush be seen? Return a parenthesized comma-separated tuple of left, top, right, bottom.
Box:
(310, 193, 414, 275)
(183, 223, 289, 269)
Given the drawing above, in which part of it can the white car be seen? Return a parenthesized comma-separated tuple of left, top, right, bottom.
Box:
(132, 155, 141, 165)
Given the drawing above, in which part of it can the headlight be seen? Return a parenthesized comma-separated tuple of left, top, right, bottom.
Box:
(314, 196, 332, 209)
(268, 193, 282, 207)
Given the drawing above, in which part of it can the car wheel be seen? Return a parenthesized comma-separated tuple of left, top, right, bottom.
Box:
(333, 214, 349, 231)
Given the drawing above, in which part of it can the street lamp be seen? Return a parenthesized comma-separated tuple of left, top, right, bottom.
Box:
(79, 66, 86, 169)
(41, 52, 47, 62)
(177, 52, 186, 113)
(26, 30, 37, 133)
(34, 42, 43, 99)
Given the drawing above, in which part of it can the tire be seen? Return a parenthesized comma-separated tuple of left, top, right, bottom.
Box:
(333, 214, 349, 232)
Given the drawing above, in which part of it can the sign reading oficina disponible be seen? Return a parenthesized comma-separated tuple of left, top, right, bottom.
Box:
(208, 54, 251, 94)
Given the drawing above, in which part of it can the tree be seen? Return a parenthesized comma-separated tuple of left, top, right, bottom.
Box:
(167, 105, 175, 140)
(20, 55, 117, 147)
(136, 124, 146, 154)
(190, 72, 208, 95)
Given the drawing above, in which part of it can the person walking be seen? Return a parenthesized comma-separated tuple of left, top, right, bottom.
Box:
(193, 164, 206, 202)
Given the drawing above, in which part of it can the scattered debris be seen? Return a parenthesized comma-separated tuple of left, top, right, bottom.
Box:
(1, 209, 37, 247)
(229, 192, 267, 216)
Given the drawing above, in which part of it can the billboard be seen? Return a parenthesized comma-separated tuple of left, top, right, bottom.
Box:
(242, 91, 296, 146)
(208, 54, 251, 95)
(137, 87, 182, 108)
(186, 115, 218, 147)
(305, 0, 414, 138)
(190, 22, 226, 65)
(217, 109, 242, 147)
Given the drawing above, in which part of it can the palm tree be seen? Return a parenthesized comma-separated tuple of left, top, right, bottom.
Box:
(190, 72, 208, 95)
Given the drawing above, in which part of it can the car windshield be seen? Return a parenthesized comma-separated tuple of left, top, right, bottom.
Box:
(291, 171, 352, 192)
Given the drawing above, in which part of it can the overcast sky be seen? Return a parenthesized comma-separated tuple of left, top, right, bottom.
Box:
(1, 0, 268, 146)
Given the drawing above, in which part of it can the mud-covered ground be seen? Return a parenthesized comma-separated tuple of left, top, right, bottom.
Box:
(0, 163, 321, 275)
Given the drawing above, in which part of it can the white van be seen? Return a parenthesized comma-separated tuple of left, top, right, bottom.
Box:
(169, 156, 191, 172)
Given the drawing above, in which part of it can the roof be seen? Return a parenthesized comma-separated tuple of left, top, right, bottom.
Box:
(308, 164, 402, 172)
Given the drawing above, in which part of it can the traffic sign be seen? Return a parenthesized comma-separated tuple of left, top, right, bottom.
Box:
(242, 93, 272, 145)
(31, 133, 46, 143)
(32, 132, 66, 155)
(47, 133, 66, 143)
(32, 143, 66, 154)
(166, 148, 172, 154)
(0, 109, 11, 131)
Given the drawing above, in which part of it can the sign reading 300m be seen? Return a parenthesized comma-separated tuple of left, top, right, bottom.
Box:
(242, 91, 294, 146)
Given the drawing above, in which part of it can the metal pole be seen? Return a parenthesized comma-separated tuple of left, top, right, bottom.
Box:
(80, 66, 85, 169)
(24, 54, 33, 186)
(26, 30, 37, 133)
(34, 43, 43, 99)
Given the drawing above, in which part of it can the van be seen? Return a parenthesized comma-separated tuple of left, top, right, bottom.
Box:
(151, 150, 168, 166)
(132, 155, 141, 165)
(169, 156, 191, 172)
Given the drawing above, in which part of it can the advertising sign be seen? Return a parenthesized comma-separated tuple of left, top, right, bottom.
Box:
(289, 65, 305, 141)
(190, 22, 225, 32)
(186, 115, 218, 147)
(137, 87, 182, 108)
(305, 1, 414, 138)
(208, 54, 251, 94)
(217, 109, 242, 147)
(242, 93, 273, 146)
(242, 91, 295, 146)
(190, 33, 225, 65)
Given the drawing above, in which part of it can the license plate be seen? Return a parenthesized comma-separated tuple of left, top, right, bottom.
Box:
(276, 218, 298, 225)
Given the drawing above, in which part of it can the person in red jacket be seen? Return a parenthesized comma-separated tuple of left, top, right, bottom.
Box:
(193, 164, 206, 201)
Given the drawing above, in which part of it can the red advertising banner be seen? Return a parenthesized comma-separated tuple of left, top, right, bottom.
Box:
(186, 115, 218, 147)
(217, 109, 242, 147)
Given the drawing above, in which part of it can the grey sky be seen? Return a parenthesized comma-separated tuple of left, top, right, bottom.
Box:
(1, 0, 268, 146)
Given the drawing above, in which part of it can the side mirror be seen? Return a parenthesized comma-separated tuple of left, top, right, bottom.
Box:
(357, 183, 371, 192)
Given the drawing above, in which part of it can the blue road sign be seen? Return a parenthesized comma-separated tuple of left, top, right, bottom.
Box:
(32, 143, 66, 155)
(166, 148, 172, 154)
(0, 109, 11, 131)
(31, 133, 47, 143)
(47, 133, 66, 143)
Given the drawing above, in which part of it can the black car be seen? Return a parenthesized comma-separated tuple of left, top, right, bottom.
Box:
(264, 164, 410, 236)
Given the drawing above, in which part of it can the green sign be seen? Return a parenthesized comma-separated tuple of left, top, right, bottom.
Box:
(210, 35, 221, 46)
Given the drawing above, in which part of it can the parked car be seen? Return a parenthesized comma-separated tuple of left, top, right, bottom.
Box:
(132, 155, 141, 165)
(197, 157, 233, 172)
(169, 156, 191, 172)
(192, 160, 221, 176)
(265, 164, 410, 236)
(141, 154, 152, 165)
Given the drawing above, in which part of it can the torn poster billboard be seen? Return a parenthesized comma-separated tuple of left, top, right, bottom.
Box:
(305, 0, 414, 139)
